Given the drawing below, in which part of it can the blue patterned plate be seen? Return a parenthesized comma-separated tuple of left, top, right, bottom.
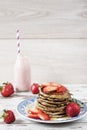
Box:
(17, 96, 87, 123)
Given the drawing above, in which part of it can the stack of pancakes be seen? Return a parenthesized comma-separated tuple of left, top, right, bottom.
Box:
(37, 83, 72, 118)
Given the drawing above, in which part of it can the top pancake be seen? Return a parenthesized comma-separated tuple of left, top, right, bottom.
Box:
(39, 87, 71, 101)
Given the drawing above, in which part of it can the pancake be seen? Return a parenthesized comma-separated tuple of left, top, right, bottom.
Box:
(37, 99, 70, 108)
(43, 110, 66, 115)
(37, 102, 65, 112)
(39, 88, 71, 101)
(36, 82, 72, 119)
(38, 95, 71, 105)
(49, 114, 66, 118)
(37, 105, 66, 118)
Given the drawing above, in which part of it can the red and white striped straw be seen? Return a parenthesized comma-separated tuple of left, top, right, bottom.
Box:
(16, 29, 21, 54)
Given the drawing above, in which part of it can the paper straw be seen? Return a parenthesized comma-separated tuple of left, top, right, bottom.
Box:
(16, 29, 20, 53)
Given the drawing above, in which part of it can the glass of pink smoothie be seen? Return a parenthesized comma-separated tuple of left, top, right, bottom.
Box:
(14, 53, 31, 92)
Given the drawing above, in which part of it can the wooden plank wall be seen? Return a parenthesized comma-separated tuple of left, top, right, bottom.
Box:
(0, 0, 87, 84)
(0, 0, 87, 38)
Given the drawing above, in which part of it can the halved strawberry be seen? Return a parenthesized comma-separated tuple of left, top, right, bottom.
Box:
(28, 113, 40, 119)
(37, 108, 50, 120)
(49, 82, 61, 87)
(42, 85, 58, 93)
(41, 82, 51, 88)
(57, 86, 68, 93)
(28, 108, 38, 114)
(28, 108, 50, 120)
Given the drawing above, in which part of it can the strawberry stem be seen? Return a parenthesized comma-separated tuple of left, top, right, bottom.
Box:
(3, 82, 7, 85)
(3, 109, 6, 113)
(0, 86, 2, 91)
(0, 110, 6, 119)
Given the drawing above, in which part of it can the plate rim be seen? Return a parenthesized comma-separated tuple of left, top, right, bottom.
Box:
(17, 96, 87, 123)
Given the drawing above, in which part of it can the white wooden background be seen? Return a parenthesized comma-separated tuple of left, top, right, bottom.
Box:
(0, 39, 87, 85)
(0, 0, 87, 38)
(0, 0, 87, 84)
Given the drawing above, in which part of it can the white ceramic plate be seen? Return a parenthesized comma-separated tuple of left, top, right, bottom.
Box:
(17, 96, 87, 123)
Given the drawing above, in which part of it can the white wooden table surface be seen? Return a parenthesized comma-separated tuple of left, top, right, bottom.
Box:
(0, 85, 87, 130)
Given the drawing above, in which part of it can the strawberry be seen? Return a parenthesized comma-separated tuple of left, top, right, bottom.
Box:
(42, 82, 68, 94)
(28, 108, 40, 119)
(43, 85, 58, 93)
(0, 82, 14, 97)
(28, 108, 38, 114)
(66, 102, 80, 117)
(1, 110, 15, 124)
(37, 108, 50, 120)
(28, 108, 50, 120)
(57, 86, 68, 93)
(41, 82, 62, 87)
(31, 83, 39, 94)
(41, 82, 51, 87)
(28, 113, 40, 119)
(49, 82, 61, 87)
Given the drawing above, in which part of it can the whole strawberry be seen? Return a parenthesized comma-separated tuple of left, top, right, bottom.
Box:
(31, 83, 39, 94)
(66, 102, 80, 117)
(0, 82, 14, 97)
(2, 110, 15, 124)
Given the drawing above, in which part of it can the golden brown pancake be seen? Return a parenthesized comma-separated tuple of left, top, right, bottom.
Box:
(36, 83, 72, 118)
(38, 95, 71, 105)
(37, 102, 65, 111)
(37, 98, 70, 107)
(39, 88, 71, 101)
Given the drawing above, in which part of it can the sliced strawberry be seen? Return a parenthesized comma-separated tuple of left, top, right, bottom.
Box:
(28, 113, 40, 119)
(41, 82, 60, 87)
(41, 82, 53, 87)
(28, 108, 38, 114)
(49, 82, 61, 87)
(28, 108, 50, 120)
(37, 108, 50, 120)
(57, 86, 68, 93)
(41, 82, 51, 88)
(43, 85, 58, 93)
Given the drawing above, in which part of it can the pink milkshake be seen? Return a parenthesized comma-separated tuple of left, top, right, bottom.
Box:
(14, 53, 31, 92)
